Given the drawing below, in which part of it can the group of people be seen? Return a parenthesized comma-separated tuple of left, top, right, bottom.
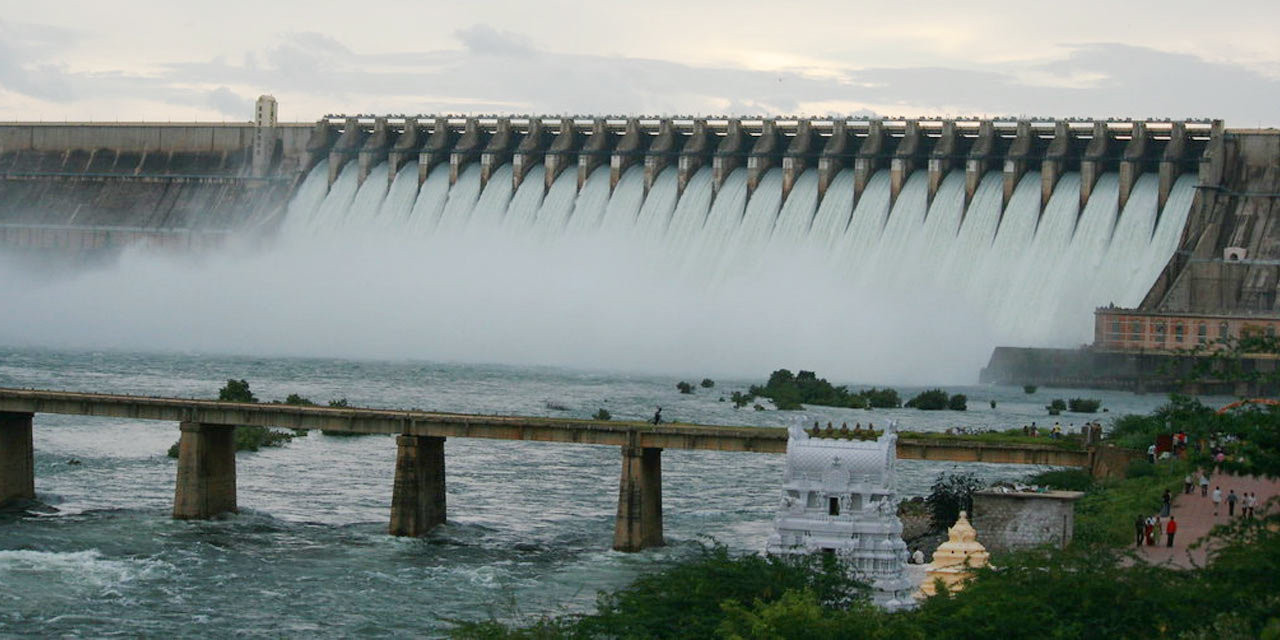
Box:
(1138, 469, 1260, 550)
(1017, 420, 1103, 439)
(1136, 513, 1177, 547)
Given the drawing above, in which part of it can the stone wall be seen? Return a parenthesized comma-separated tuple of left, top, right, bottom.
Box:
(971, 489, 1084, 554)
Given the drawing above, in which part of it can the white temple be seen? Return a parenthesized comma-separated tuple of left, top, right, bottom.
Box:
(766, 421, 915, 611)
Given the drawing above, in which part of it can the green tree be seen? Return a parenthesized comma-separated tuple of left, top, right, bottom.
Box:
(926, 472, 985, 530)
(218, 379, 256, 403)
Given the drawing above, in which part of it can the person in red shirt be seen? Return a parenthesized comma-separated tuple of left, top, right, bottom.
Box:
(1166, 516, 1178, 547)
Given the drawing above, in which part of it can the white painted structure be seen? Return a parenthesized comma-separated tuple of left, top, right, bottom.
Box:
(766, 423, 915, 611)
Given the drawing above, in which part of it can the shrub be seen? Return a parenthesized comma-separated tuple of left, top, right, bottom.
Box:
(730, 391, 752, 409)
(1068, 398, 1102, 413)
(676, 381, 695, 394)
(218, 379, 256, 403)
(1049, 399, 1067, 411)
(700, 378, 715, 389)
(284, 393, 314, 406)
(859, 387, 901, 409)
(328, 398, 349, 407)
(907, 389, 950, 410)
(927, 471, 985, 530)
(753, 404, 765, 411)
(948, 394, 968, 411)
(1125, 460, 1156, 478)
(1027, 469, 1094, 491)
(1023, 384, 1038, 394)
(990, 399, 997, 409)
(593, 408, 612, 421)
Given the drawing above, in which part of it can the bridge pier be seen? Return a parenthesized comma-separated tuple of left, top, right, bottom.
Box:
(172, 422, 237, 520)
(613, 445, 663, 552)
(389, 435, 446, 537)
(0, 412, 35, 507)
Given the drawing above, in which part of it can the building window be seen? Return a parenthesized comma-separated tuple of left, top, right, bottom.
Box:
(828, 497, 840, 516)
(1156, 322, 1166, 343)
(1221, 322, 1230, 339)
(1198, 323, 1208, 344)
(1130, 321, 1141, 341)
(1111, 319, 1121, 340)
(1175, 323, 1184, 342)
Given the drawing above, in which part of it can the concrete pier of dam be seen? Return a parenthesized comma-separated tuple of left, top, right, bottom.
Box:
(0, 111, 1222, 253)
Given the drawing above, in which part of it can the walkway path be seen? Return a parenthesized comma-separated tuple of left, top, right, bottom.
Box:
(1137, 473, 1279, 568)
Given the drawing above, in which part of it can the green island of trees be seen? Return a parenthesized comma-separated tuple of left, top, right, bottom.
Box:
(453, 394, 1280, 639)
(736, 369, 901, 411)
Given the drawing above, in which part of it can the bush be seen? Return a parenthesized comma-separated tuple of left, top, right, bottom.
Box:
(218, 379, 256, 403)
(593, 408, 612, 421)
(907, 389, 950, 410)
(990, 399, 997, 409)
(730, 391, 752, 409)
(749, 369, 876, 410)
(1027, 469, 1094, 491)
(328, 398, 349, 407)
(1125, 459, 1155, 478)
(1049, 399, 1067, 411)
(948, 394, 968, 411)
(676, 381, 695, 394)
(859, 387, 901, 409)
(700, 378, 715, 389)
(568, 544, 864, 640)
(753, 404, 765, 412)
(927, 472, 985, 530)
(1023, 384, 1038, 394)
(284, 393, 314, 406)
(1068, 398, 1101, 413)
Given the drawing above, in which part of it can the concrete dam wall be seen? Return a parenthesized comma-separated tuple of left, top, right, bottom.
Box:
(0, 121, 313, 250)
(0, 116, 1218, 249)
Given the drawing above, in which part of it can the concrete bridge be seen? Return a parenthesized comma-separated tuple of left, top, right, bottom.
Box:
(0, 387, 1120, 551)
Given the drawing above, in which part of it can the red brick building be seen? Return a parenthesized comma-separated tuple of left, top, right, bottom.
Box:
(1094, 306, 1280, 352)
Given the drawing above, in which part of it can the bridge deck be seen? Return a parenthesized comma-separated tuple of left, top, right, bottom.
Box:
(0, 387, 1089, 465)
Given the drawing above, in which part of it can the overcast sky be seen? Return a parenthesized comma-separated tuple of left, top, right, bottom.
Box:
(2, 0, 1277, 126)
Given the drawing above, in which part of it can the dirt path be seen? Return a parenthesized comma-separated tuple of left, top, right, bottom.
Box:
(1135, 473, 1279, 568)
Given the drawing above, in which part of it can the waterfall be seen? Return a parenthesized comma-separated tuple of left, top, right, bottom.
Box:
(279, 159, 1200, 376)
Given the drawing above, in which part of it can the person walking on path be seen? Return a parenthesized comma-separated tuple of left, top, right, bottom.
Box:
(1166, 517, 1177, 547)
(1212, 487, 1223, 516)
(1161, 489, 1172, 517)
(1184, 473, 1194, 495)
(1135, 515, 1146, 548)
(1227, 489, 1238, 517)
(1247, 492, 1258, 518)
(1145, 516, 1156, 546)
(1200, 471, 1210, 496)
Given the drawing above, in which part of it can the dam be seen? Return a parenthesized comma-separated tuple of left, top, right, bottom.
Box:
(2, 101, 1277, 378)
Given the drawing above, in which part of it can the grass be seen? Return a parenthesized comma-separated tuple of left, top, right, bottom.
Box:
(1071, 458, 1190, 547)
(898, 430, 1087, 451)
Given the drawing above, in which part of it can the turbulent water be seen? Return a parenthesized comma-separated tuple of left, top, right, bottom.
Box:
(0, 162, 1197, 385)
(0, 347, 1188, 637)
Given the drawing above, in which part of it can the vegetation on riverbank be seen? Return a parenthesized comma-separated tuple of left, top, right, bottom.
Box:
(454, 395, 1280, 639)
(897, 429, 1086, 451)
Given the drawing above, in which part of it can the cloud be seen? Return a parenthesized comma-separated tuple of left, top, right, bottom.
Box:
(454, 24, 536, 57)
(205, 86, 248, 117)
(0, 27, 1276, 126)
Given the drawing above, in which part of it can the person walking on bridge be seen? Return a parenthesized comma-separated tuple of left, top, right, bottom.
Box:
(652, 407, 662, 425)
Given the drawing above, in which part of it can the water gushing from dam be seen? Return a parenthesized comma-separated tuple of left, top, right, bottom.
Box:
(266, 161, 1196, 382)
